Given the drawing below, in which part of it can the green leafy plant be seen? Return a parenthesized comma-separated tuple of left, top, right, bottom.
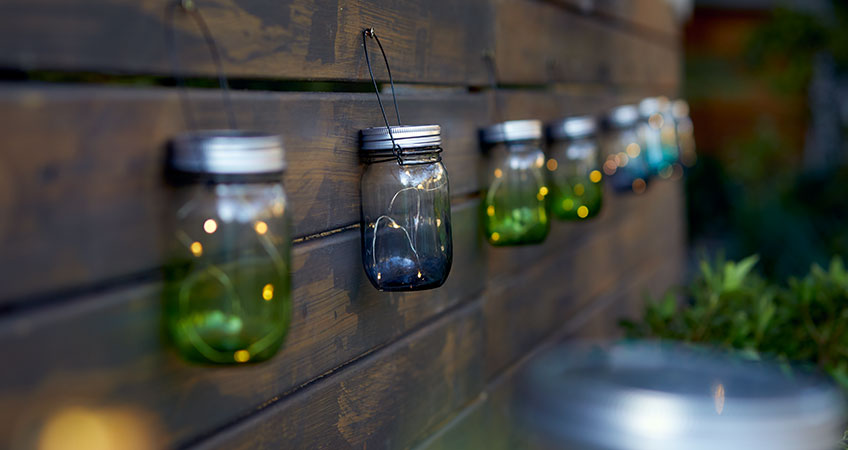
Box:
(622, 255, 848, 447)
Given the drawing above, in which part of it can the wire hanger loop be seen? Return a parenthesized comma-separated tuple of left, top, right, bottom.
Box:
(165, 0, 237, 130)
(363, 28, 405, 165)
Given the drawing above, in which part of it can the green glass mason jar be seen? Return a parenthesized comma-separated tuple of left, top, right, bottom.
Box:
(546, 116, 603, 220)
(163, 131, 292, 364)
(480, 120, 549, 246)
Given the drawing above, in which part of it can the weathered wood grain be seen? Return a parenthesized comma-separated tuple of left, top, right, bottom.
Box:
(0, 200, 485, 449)
(0, 0, 493, 85)
(550, 0, 680, 37)
(493, 0, 679, 87)
(0, 0, 677, 86)
(0, 85, 632, 305)
(415, 252, 686, 450)
(194, 298, 485, 450)
(484, 180, 685, 377)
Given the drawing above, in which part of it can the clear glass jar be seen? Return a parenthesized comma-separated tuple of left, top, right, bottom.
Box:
(639, 96, 680, 179)
(547, 116, 604, 220)
(480, 120, 550, 245)
(601, 105, 651, 194)
(163, 131, 292, 364)
(359, 125, 452, 291)
(672, 99, 697, 168)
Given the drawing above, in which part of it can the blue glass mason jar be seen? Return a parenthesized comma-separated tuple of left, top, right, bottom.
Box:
(359, 125, 452, 291)
(480, 120, 550, 246)
(164, 131, 292, 364)
(639, 96, 680, 179)
(601, 105, 651, 194)
(546, 116, 604, 220)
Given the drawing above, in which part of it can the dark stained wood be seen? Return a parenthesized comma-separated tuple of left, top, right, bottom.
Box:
(0, 85, 642, 305)
(494, 0, 680, 87)
(0, 0, 494, 85)
(0, 200, 485, 449)
(484, 180, 685, 377)
(0, 0, 677, 86)
(551, 0, 680, 38)
(415, 252, 687, 450)
(194, 298, 485, 450)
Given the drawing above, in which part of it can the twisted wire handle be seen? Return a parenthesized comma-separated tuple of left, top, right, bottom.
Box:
(363, 28, 405, 165)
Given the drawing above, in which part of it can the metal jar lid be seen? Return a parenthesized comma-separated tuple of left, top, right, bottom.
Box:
(607, 105, 640, 129)
(639, 96, 671, 117)
(168, 130, 286, 175)
(548, 115, 597, 141)
(360, 125, 442, 154)
(481, 120, 543, 144)
(516, 341, 845, 450)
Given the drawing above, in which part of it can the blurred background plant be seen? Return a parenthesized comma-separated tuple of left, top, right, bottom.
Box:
(684, 0, 848, 281)
(621, 254, 848, 446)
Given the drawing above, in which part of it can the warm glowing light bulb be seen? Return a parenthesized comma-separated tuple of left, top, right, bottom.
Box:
(417, 271, 423, 279)
(377, 272, 382, 280)
(625, 143, 641, 158)
(234, 350, 250, 363)
(589, 170, 602, 183)
(632, 178, 647, 194)
(487, 205, 495, 217)
(262, 283, 274, 301)
(436, 218, 442, 227)
(546, 158, 558, 171)
(539, 186, 549, 196)
(190, 241, 203, 257)
(254, 221, 268, 235)
(577, 206, 589, 218)
(491, 232, 500, 241)
(494, 168, 503, 178)
(203, 219, 217, 234)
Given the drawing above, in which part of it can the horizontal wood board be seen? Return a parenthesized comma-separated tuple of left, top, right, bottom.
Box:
(0, 86, 646, 305)
(0, 0, 677, 85)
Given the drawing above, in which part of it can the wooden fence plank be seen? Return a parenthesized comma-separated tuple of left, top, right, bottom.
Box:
(0, 0, 677, 86)
(484, 180, 684, 377)
(0, 85, 628, 305)
(494, 0, 679, 87)
(415, 251, 686, 450)
(0, 0, 493, 85)
(194, 297, 485, 450)
(0, 200, 485, 449)
(550, 0, 679, 37)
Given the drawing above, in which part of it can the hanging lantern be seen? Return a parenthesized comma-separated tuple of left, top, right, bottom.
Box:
(161, 1, 291, 364)
(358, 28, 452, 291)
(672, 98, 697, 168)
(480, 120, 550, 245)
(639, 96, 680, 179)
(359, 126, 452, 291)
(601, 105, 651, 194)
(164, 131, 292, 364)
(546, 116, 604, 220)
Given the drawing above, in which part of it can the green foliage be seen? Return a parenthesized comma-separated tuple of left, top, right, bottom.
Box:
(622, 255, 848, 446)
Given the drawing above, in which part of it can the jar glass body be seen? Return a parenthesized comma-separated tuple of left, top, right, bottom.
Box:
(547, 137, 603, 220)
(360, 152, 452, 291)
(642, 111, 680, 177)
(483, 140, 550, 245)
(163, 177, 292, 364)
(601, 126, 651, 194)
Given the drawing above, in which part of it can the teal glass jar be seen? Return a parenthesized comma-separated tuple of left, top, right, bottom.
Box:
(547, 116, 603, 220)
(672, 99, 697, 168)
(639, 96, 680, 179)
(480, 120, 549, 246)
(601, 105, 651, 194)
(164, 131, 292, 364)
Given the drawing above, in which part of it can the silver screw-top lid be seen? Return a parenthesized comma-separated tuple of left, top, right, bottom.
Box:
(516, 342, 845, 450)
(168, 130, 286, 175)
(360, 125, 442, 152)
(639, 96, 672, 117)
(607, 104, 640, 128)
(481, 120, 543, 144)
(548, 116, 598, 140)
